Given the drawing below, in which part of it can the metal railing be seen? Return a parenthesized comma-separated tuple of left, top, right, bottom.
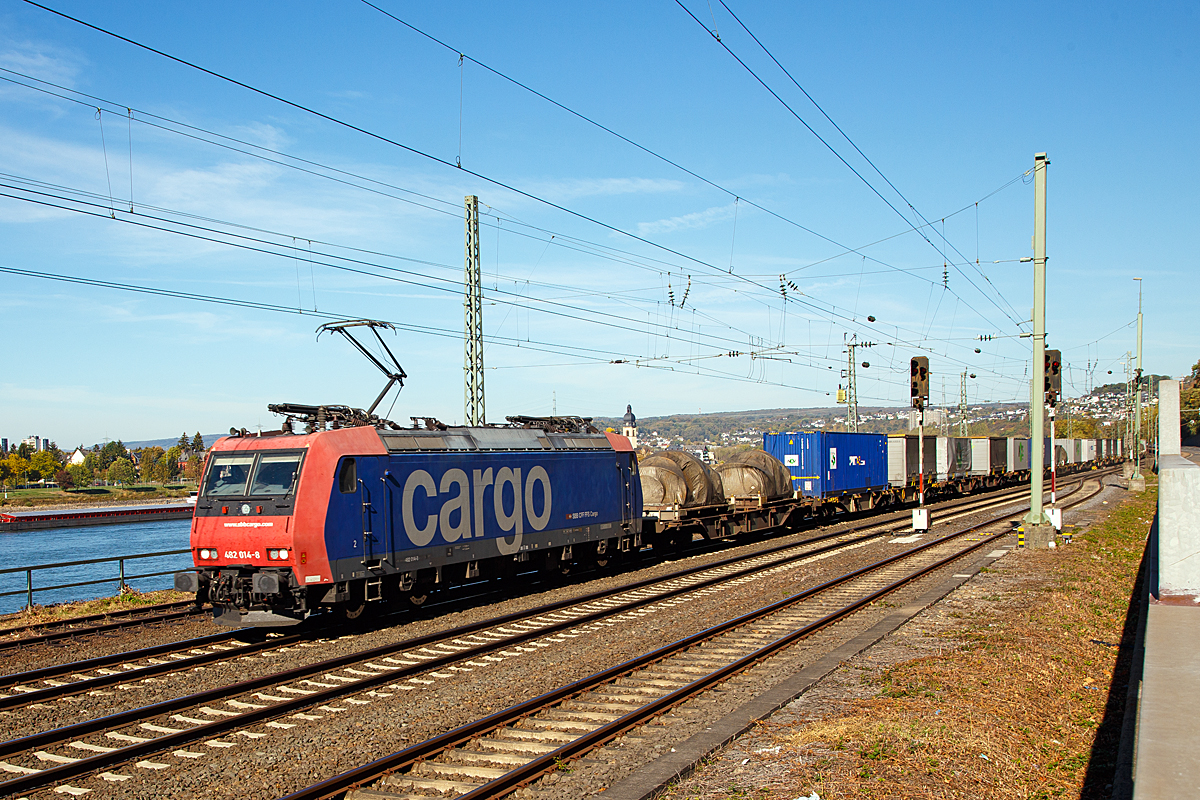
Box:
(0, 549, 192, 610)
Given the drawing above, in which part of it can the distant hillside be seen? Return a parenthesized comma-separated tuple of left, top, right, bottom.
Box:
(592, 403, 1031, 447)
(121, 434, 226, 451)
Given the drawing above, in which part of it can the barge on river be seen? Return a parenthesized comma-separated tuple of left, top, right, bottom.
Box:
(0, 502, 194, 532)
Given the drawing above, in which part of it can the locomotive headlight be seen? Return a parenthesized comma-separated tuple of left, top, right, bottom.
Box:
(268, 549, 278, 560)
(278, 548, 289, 560)
(198, 549, 209, 559)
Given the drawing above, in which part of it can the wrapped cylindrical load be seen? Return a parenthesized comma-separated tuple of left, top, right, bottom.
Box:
(723, 450, 793, 498)
(713, 463, 774, 499)
(652, 450, 725, 506)
(638, 457, 688, 506)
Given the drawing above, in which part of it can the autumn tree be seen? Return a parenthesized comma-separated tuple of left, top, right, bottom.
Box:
(3, 454, 31, 486)
(54, 469, 72, 490)
(29, 451, 61, 482)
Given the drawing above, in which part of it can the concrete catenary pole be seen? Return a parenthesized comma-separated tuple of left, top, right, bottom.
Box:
(1131, 278, 1144, 480)
(464, 195, 485, 426)
(1024, 153, 1050, 527)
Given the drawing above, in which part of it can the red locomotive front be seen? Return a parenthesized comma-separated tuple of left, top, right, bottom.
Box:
(178, 426, 384, 625)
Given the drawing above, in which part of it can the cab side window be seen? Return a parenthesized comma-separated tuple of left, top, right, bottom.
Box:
(338, 458, 357, 493)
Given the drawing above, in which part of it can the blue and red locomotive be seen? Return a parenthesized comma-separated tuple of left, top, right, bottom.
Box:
(177, 413, 641, 626)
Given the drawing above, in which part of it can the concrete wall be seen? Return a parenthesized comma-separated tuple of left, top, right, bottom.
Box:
(1155, 381, 1200, 600)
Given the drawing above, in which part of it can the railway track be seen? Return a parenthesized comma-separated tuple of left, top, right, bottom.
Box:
(0, 602, 205, 652)
(0, 472, 1052, 658)
(288, 475, 1109, 800)
(0, 477, 1085, 713)
(0, 472, 1109, 797)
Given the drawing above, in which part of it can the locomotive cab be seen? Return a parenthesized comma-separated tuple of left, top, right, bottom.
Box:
(178, 446, 310, 626)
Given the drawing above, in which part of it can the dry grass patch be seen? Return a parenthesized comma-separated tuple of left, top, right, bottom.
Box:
(0, 586, 196, 632)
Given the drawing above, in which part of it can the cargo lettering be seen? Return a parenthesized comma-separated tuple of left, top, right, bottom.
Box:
(400, 466, 552, 552)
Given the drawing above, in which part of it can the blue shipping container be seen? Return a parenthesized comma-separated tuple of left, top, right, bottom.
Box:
(763, 432, 888, 498)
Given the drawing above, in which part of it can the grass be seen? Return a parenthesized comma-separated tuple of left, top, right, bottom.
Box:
(0, 483, 195, 508)
(699, 478, 1156, 800)
(0, 586, 196, 631)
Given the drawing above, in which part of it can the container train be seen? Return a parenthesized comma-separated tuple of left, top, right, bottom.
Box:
(176, 412, 1121, 627)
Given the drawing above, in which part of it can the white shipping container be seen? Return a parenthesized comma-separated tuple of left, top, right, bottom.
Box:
(968, 438, 991, 476)
(887, 436, 908, 487)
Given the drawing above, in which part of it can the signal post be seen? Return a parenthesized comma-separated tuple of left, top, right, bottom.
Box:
(911, 356, 930, 531)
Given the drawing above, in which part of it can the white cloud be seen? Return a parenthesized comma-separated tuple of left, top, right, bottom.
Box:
(528, 176, 684, 202)
(635, 203, 737, 236)
(0, 38, 84, 87)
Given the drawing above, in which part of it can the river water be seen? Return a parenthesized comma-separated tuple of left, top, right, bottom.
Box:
(0, 519, 193, 614)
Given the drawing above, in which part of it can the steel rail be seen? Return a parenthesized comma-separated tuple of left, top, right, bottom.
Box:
(0, 473, 1110, 796)
(0, 474, 1076, 710)
(0, 477, 1103, 796)
(0, 630, 300, 711)
(283, 477, 1110, 800)
(0, 604, 204, 652)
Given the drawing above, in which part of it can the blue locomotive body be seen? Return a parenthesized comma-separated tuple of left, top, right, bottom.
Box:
(322, 442, 639, 585)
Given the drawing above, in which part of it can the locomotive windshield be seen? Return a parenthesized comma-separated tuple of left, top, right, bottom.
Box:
(203, 451, 304, 498)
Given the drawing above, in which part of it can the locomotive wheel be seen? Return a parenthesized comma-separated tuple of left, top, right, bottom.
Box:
(341, 597, 370, 620)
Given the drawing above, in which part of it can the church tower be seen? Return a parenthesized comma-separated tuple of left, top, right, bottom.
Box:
(621, 404, 638, 448)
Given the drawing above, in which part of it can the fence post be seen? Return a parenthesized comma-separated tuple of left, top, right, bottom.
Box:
(26, 569, 32, 610)
(118, 558, 125, 595)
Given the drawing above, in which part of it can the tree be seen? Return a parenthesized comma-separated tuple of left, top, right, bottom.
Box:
(0, 459, 10, 488)
(16, 442, 32, 460)
(191, 432, 206, 452)
(108, 458, 136, 485)
(139, 447, 165, 482)
(183, 454, 205, 482)
(82, 451, 102, 476)
(98, 440, 130, 471)
(164, 446, 183, 480)
(4, 454, 30, 486)
(67, 463, 91, 490)
(54, 469, 72, 490)
(178, 432, 191, 452)
(29, 451, 60, 482)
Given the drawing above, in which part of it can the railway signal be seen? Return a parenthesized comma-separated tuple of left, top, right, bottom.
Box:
(1044, 349, 1061, 406)
(910, 356, 929, 409)
(910, 355, 931, 516)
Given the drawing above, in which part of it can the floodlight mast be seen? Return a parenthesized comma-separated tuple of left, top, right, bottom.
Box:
(316, 319, 408, 415)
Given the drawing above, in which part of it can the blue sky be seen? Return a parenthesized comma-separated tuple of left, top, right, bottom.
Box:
(1, 1, 1195, 446)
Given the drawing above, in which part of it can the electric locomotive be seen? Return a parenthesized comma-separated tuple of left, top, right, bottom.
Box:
(174, 319, 642, 626)
(176, 413, 641, 626)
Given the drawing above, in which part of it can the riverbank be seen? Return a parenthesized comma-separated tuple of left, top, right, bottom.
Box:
(658, 476, 1151, 800)
(0, 485, 195, 510)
